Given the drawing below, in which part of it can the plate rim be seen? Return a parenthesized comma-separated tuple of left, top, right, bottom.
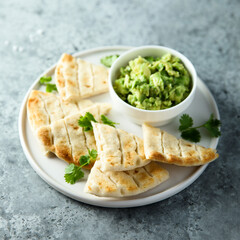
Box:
(18, 46, 220, 208)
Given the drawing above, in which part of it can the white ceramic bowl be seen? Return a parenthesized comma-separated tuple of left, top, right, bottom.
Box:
(109, 46, 197, 126)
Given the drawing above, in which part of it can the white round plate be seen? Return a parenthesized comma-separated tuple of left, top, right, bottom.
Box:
(19, 46, 220, 208)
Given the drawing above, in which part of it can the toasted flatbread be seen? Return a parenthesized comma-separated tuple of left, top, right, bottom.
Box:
(27, 90, 110, 132)
(84, 161, 169, 197)
(92, 122, 150, 172)
(142, 123, 219, 166)
(55, 53, 109, 101)
(35, 104, 111, 162)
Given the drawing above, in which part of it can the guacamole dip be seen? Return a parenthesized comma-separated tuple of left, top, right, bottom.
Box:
(113, 54, 192, 110)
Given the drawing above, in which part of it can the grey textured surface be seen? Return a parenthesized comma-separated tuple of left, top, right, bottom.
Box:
(0, 0, 239, 239)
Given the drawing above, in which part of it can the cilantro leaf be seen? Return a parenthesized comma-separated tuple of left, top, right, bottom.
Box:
(88, 149, 98, 160)
(39, 75, 57, 93)
(100, 55, 119, 68)
(79, 155, 91, 166)
(202, 114, 221, 137)
(178, 113, 221, 143)
(64, 149, 98, 184)
(179, 114, 193, 131)
(46, 83, 57, 92)
(65, 163, 75, 174)
(64, 164, 84, 184)
(39, 76, 52, 84)
(181, 128, 201, 143)
(78, 112, 97, 131)
(101, 115, 119, 128)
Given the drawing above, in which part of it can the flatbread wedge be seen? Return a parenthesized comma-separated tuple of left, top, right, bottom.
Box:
(27, 90, 95, 132)
(142, 123, 219, 166)
(55, 53, 109, 101)
(27, 90, 111, 133)
(84, 161, 169, 197)
(35, 104, 111, 165)
(92, 122, 150, 172)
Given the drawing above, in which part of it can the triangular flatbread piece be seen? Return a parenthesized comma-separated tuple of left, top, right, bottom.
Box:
(35, 104, 111, 167)
(92, 122, 150, 172)
(84, 161, 169, 197)
(55, 53, 109, 101)
(142, 123, 219, 166)
(27, 90, 111, 132)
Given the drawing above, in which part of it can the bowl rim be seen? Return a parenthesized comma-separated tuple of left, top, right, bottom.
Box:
(109, 45, 197, 113)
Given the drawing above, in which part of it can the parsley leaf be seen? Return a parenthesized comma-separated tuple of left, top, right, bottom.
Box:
(46, 83, 58, 93)
(39, 75, 57, 93)
(202, 114, 221, 137)
(178, 113, 221, 142)
(178, 114, 193, 131)
(100, 55, 119, 68)
(101, 115, 119, 128)
(78, 112, 97, 131)
(181, 128, 201, 143)
(64, 164, 84, 184)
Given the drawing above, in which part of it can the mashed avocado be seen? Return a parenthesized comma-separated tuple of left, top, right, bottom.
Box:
(113, 54, 192, 110)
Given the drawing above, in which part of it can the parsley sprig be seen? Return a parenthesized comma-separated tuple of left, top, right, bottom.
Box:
(64, 149, 98, 184)
(78, 112, 119, 131)
(39, 76, 58, 93)
(178, 114, 221, 142)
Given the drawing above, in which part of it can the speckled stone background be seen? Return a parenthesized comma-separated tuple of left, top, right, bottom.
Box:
(0, 0, 239, 239)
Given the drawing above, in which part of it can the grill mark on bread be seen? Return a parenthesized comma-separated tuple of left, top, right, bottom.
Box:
(75, 58, 81, 98)
(133, 136, 141, 166)
(124, 171, 140, 188)
(58, 99, 67, 118)
(98, 168, 117, 187)
(63, 119, 74, 161)
(161, 130, 165, 154)
(194, 144, 201, 162)
(38, 95, 51, 125)
(116, 129, 124, 166)
(133, 136, 139, 156)
(177, 139, 182, 158)
(50, 124, 55, 147)
(143, 166, 153, 178)
(82, 127, 89, 151)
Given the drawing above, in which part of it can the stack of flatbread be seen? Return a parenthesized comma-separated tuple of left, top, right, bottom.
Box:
(84, 122, 218, 197)
(27, 53, 219, 199)
(27, 53, 111, 168)
(84, 122, 169, 197)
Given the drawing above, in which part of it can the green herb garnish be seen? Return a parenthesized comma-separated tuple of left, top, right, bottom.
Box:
(100, 55, 119, 68)
(64, 149, 98, 184)
(46, 83, 57, 92)
(78, 112, 97, 131)
(39, 75, 58, 93)
(64, 164, 84, 184)
(178, 114, 221, 142)
(100, 115, 119, 128)
(78, 112, 119, 131)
